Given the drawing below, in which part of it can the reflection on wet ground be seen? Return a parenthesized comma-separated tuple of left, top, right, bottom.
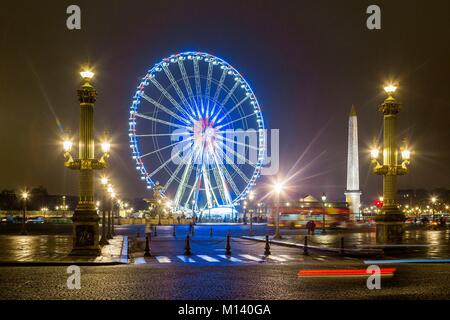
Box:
(0, 235, 125, 262)
(289, 228, 450, 259)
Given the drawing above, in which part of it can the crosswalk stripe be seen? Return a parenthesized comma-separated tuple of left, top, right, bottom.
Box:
(134, 257, 147, 264)
(177, 255, 197, 263)
(265, 255, 287, 262)
(156, 256, 171, 263)
(197, 255, 220, 262)
(218, 255, 243, 262)
(279, 255, 296, 261)
(239, 254, 264, 262)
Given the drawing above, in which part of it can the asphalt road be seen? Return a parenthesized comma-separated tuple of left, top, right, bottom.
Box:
(1, 224, 450, 299)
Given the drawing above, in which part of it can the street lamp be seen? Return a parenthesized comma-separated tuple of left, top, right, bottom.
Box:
(321, 193, 327, 234)
(62, 67, 109, 256)
(243, 200, 248, 225)
(106, 185, 114, 239)
(431, 196, 437, 221)
(191, 199, 196, 224)
(249, 191, 255, 236)
(99, 177, 109, 245)
(273, 181, 284, 239)
(370, 83, 411, 243)
(110, 190, 116, 237)
(20, 190, 29, 235)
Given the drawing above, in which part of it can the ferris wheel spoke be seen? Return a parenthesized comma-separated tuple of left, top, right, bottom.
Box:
(162, 65, 196, 117)
(149, 77, 195, 122)
(217, 112, 255, 130)
(222, 81, 239, 106)
(205, 61, 214, 115)
(163, 147, 194, 193)
(133, 112, 191, 130)
(216, 139, 257, 167)
(208, 144, 233, 205)
(147, 141, 193, 179)
(210, 164, 227, 205)
(210, 68, 227, 118)
(216, 135, 260, 152)
(135, 132, 191, 138)
(178, 60, 201, 117)
(140, 93, 191, 125)
(213, 143, 251, 184)
(201, 160, 214, 209)
(173, 147, 198, 208)
(139, 136, 193, 159)
(218, 160, 241, 197)
(216, 96, 250, 125)
(193, 59, 202, 105)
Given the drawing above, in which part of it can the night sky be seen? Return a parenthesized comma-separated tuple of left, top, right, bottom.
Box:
(1, 0, 450, 203)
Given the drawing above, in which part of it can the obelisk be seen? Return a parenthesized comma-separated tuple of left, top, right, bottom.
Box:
(345, 105, 362, 220)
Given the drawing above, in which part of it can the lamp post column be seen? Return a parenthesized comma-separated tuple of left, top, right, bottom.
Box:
(371, 84, 410, 243)
(72, 75, 100, 255)
(63, 69, 109, 256)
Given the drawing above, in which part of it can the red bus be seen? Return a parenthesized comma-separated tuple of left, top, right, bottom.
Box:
(267, 202, 351, 229)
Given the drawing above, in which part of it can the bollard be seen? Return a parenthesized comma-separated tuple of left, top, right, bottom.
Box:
(340, 237, 344, 255)
(264, 235, 271, 256)
(210, 227, 213, 237)
(191, 225, 195, 237)
(225, 234, 232, 256)
(144, 236, 151, 257)
(173, 225, 176, 237)
(148, 232, 152, 242)
(184, 234, 191, 256)
(154, 225, 158, 237)
(303, 236, 309, 255)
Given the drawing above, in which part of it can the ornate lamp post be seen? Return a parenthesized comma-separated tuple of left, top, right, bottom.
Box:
(63, 68, 110, 255)
(370, 84, 411, 243)
(20, 190, 29, 235)
(321, 193, 327, 234)
(99, 177, 109, 245)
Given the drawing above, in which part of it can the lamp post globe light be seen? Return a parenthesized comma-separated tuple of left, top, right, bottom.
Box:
(370, 83, 411, 243)
(63, 68, 110, 256)
(321, 193, 327, 234)
(20, 190, 29, 235)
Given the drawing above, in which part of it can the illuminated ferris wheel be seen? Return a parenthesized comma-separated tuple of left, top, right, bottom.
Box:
(128, 51, 265, 212)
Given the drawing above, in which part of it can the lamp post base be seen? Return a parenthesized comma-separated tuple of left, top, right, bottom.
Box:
(70, 209, 101, 256)
(375, 212, 405, 244)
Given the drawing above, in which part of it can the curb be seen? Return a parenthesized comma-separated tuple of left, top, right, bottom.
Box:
(240, 236, 383, 257)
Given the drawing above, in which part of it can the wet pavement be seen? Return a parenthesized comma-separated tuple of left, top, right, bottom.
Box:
(0, 235, 127, 264)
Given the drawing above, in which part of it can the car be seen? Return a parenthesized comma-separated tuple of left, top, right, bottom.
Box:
(26, 217, 45, 224)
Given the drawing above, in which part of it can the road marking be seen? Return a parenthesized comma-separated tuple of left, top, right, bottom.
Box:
(156, 256, 171, 263)
(197, 255, 220, 262)
(239, 254, 264, 262)
(279, 255, 296, 261)
(134, 257, 147, 264)
(177, 255, 197, 263)
(265, 255, 287, 262)
(364, 259, 450, 264)
(218, 255, 243, 262)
